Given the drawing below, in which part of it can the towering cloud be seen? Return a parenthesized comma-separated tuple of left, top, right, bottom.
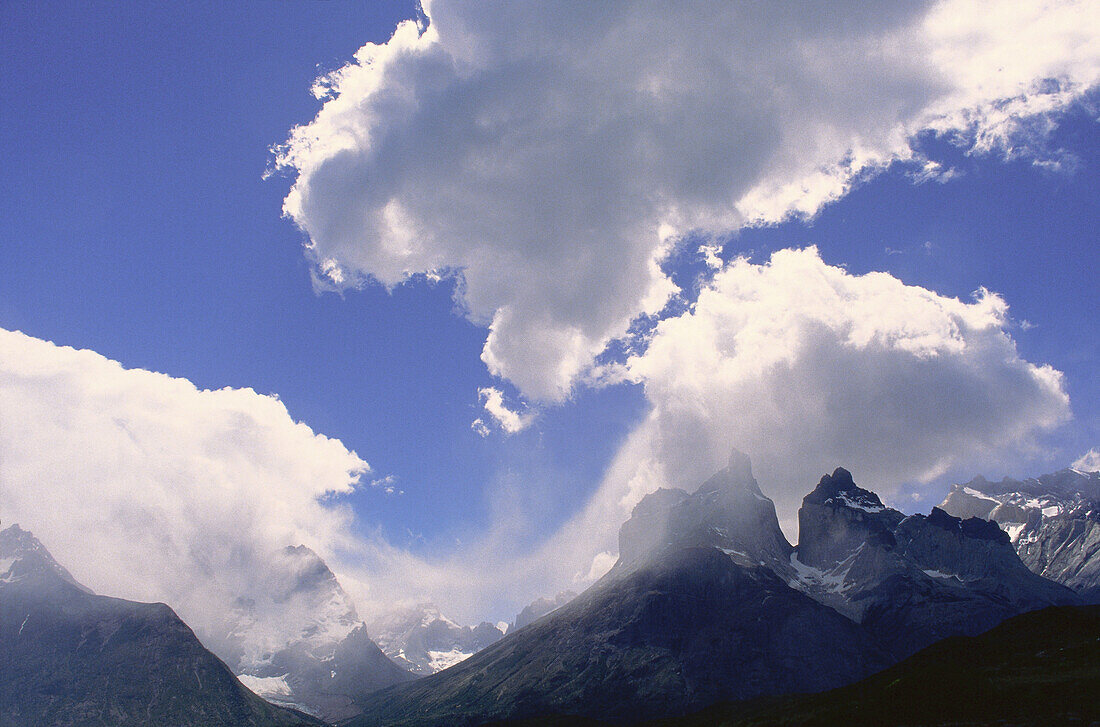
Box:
(276, 0, 1098, 402)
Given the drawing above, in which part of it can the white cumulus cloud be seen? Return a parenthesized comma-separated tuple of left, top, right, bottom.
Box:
(275, 0, 1098, 403)
(617, 248, 1071, 527)
(337, 249, 1074, 618)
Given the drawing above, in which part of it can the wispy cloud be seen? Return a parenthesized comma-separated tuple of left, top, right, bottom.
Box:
(1073, 448, 1100, 472)
(477, 387, 535, 435)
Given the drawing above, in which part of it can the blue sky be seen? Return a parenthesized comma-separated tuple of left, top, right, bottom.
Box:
(1, 1, 1097, 622)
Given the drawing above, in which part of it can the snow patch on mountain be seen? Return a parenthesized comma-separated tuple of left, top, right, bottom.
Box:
(427, 648, 474, 671)
(0, 557, 16, 583)
(237, 673, 293, 699)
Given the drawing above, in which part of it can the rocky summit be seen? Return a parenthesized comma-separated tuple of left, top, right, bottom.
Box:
(614, 449, 793, 577)
(224, 544, 414, 722)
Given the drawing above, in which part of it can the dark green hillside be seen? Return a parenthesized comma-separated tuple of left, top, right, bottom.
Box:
(656, 605, 1100, 727)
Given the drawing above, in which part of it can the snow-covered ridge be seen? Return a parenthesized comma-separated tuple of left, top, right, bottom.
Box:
(426, 648, 474, 671)
(0, 556, 17, 583)
(237, 673, 292, 698)
(832, 493, 885, 513)
(236, 674, 321, 718)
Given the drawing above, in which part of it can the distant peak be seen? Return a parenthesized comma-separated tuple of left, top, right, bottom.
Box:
(804, 467, 884, 512)
(726, 448, 753, 481)
(695, 450, 762, 497)
(1, 522, 39, 555)
(0, 524, 93, 593)
(829, 466, 854, 485)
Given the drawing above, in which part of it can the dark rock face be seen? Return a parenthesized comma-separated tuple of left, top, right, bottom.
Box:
(351, 548, 886, 726)
(939, 468, 1100, 600)
(796, 467, 904, 570)
(793, 472, 1080, 659)
(0, 525, 314, 727)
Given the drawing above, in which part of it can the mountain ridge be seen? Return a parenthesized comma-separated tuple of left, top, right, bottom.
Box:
(939, 467, 1100, 601)
(0, 523, 318, 727)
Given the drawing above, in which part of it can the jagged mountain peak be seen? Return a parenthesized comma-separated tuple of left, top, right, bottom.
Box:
(0, 523, 92, 594)
(790, 468, 1078, 658)
(615, 452, 792, 575)
(797, 470, 902, 571)
(214, 543, 411, 721)
(695, 447, 762, 497)
(804, 467, 887, 513)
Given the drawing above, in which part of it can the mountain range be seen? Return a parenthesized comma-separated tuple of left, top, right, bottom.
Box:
(349, 453, 1082, 725)
(367, 604, 504, 675)
(6, 454, 1098, 726)
(365, 591, 580, 677)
